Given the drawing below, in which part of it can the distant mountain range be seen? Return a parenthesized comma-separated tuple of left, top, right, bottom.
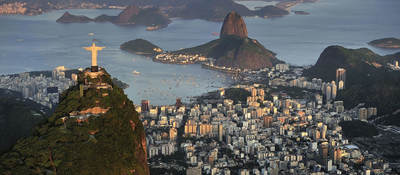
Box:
(57, 6, 171, 29)
(1, 0, 291, 21)
(167, 0, 289, 21)
(303, 45, 400, 116)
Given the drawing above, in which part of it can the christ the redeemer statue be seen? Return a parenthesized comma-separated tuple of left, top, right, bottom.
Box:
(83, 42, 105, 72)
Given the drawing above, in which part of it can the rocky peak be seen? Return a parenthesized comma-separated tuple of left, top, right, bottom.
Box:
(220, 11, 248, 39)
(114, 5, 140, 24)
(61, 11, 71, 17)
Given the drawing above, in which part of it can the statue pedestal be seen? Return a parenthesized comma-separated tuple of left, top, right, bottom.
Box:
(91, 66, 99, 72)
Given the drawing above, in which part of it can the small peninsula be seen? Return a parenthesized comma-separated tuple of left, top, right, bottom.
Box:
(172, 11, 283, 70)
(368, 37, 400, 49)
(121, 11, 283, 71)
(120, 39, 163, 56)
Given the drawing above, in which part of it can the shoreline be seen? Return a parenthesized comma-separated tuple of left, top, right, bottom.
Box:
(152, 58, 199, 65)
(276, 0, 318, 11)
(201, 63, 241, 74)
(0, 0, 319, 18)
(369, 44, 400, 49)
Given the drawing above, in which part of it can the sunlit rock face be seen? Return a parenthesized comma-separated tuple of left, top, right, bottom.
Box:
(220, 11, 248, 39)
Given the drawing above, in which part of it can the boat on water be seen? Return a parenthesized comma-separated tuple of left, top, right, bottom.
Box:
(146, 25, 160, 31)
(88, 33, 94, 36)
(132, 70, 141, 75)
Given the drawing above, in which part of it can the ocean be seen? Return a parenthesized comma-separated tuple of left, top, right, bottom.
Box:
(0, 0, 399, 105)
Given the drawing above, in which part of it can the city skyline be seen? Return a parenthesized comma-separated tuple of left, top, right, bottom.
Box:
(0, 0, 400, 174)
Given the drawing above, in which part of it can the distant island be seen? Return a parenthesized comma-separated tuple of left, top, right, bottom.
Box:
(121, 11, 283, 71)
(57, 6, 171, 30)
(0, 0, 318, 22)
(368, 37, 400, 49)
(56, 11, 93, 23)
(120, 39, 163, 56)
(303, 45, 400, 117)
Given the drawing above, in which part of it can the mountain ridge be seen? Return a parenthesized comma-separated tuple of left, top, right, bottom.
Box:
(303, 45, 400, 116)
(0, 89, 49, 153)
(56, 6, 171, 29)
(0, 68, 149, 175)
(1, 0, 291, 21)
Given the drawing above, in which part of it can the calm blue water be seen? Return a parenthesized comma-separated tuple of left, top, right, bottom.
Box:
(0, 0, 399, 105)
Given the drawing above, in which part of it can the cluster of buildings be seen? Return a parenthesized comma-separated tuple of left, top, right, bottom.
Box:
(140, 77, 390, 174)
(388, 60, 400, 70)
(358, 107, 377, 121)
(154, 53, 208, 64)
(138, 99, 182, 159)
(0, 2, 27, 15)
(269, 67, 346, 102)
(202, 61, 242, 74)
(0, 66, 76, 108)
(201, 61, 288, 75)
(3, 39, 394, 174)
(275, 64, 290, 73)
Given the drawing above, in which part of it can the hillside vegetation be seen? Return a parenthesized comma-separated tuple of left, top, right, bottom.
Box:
(120, 39, 162, 56)
(303, 46, 400, 116)
(0, 69, 149, 175)
(173, 35, 281, 70)
(339, 120, 378, 138)
(0, 89, 49, 153)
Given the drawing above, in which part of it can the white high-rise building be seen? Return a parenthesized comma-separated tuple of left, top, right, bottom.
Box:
(338, 80, 344, 90)
(321, 82, 327, 95)
(327, 160, 333, 171)
(331, 83, 337, 99)
(359, 108, 368, 121)
(275, 64, 289, 72)
(336, 68, 346, 89)
(326, 85, 332, 101)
